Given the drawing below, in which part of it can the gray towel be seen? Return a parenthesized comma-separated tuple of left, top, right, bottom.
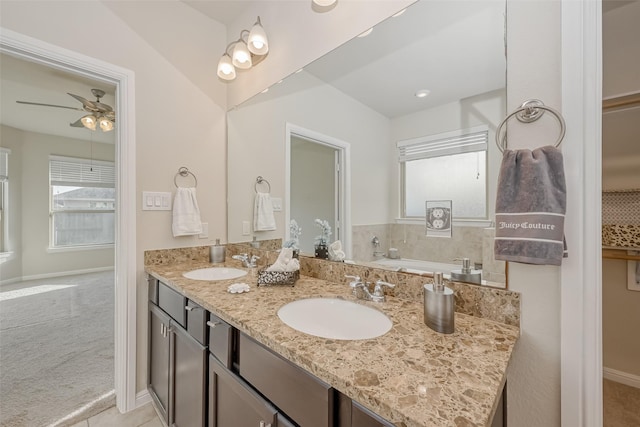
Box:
(494, 146, 567, 265)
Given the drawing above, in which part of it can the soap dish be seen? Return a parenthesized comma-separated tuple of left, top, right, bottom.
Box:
(227, 283, 250, 293)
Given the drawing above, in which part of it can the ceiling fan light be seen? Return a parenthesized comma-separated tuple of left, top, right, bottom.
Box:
(99, 116, 114, 132)
(217, 54, 236, 80)
(232, 42, 252, 69)
(247, 19, 269, 55)
(81, 114, 97, 131)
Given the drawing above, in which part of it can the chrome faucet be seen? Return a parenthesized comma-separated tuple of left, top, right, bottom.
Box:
(232, 253, 260, 268)
(371, 236, 385, 258)
(353, 280, 395, 302)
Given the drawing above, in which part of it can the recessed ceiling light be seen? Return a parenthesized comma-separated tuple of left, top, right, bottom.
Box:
(415, 89, 430, 98)
(357, 28, 373, 38)
(392, 8, 407, 17)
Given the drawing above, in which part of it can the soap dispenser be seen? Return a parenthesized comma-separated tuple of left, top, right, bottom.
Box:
(210, 239, 226, 263)
(423, 272, 455, 334)
(450, 258, 482, 284)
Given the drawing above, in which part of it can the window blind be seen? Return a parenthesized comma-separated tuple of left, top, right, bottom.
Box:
(397, 125, 488, 162)
(50, 156, 115, 187)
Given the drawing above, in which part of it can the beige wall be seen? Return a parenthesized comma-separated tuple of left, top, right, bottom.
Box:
(18, 127, 115, 278)
(603, 259, 640, 377)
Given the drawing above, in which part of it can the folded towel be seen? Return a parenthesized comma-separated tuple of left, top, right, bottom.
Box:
(254, 192, 276, 231)
(172, 187, 203, 237)
(328, 240, 346, 261)
(494, 146, 567, 265)
(266, 248, 300, 272)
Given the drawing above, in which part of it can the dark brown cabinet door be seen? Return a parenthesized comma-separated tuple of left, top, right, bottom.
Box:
(208, 354, 277, 427)
(148, 304, 171, 424)
(171, 321, 207, 427)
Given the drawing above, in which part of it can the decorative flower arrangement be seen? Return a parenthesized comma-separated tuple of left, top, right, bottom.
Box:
(283, 219, 302, 249)
(314, 219, 332, 247)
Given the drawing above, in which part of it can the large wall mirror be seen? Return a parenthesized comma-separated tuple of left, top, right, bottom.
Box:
(227, 0, 507, 287)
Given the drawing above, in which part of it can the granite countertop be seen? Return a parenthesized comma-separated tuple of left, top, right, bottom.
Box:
(146, 260, 519, 427)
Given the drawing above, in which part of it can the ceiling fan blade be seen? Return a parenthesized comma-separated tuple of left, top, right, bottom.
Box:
(67, 92, 99, 111)
(16, 100, 84, 112)
(69, 118, 85, 128)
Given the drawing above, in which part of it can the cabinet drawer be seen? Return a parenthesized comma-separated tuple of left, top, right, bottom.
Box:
(158, 282, 186, 327)
(148, 276, 159, 304)
(239, 333, 334, 427)
(186, 299, 207, 345)
(209, 354, 278, 427)
(208, 313, 233, 368)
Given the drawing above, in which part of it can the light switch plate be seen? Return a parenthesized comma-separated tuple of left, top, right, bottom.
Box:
(242, 221, 251, 235)
(142, 191, 172, 211)
(199, 222, 209, 239)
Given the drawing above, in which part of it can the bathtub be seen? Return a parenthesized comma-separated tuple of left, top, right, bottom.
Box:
(373, 258, 461, 275)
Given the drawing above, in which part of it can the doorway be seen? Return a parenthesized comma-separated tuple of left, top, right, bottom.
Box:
(0, 29, 137, 419)
(285, 123, 351, 258)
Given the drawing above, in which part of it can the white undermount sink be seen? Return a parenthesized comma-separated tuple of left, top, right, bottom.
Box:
(277, 298, 392, 340)
(182, 267, 247, 281)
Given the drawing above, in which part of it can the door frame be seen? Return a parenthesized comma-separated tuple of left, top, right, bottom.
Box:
(0, 28, 138, 412)
(285, 123, 351, 258)
(560, 0, 603, 425)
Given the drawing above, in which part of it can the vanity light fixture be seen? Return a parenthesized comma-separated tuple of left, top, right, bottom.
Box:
(217, 16, 269, 81)
(415, 89, 431, 98)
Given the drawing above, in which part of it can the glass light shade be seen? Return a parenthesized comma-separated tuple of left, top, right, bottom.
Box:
(99, 116, 114, 132)
(217, 54, 236, 80)
(313, 0, 337, 6)
(232, 42, 252, 69)
(81, 114, 97, 130)
(247, 23, 269, 55)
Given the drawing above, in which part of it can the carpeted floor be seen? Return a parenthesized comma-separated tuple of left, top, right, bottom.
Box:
(0, 271, 115, 427)
(604, 378, 640, 427)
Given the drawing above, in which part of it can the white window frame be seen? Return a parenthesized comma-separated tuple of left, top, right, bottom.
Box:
(49, 155, 115, 251)
(398, 125, 489, 221)
(0, 148, 10, 255)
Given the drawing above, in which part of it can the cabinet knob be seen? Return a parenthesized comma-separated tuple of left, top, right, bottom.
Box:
(185, 305, 202, 312)
(207, 321, 221, 329)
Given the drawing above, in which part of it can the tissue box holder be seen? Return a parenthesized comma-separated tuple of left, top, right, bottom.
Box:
(257, 268, 299, 287)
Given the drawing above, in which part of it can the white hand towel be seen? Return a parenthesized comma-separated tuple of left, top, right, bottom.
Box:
(172, 187, 203, 237)
(254, 192, 276, 231)
(266, 248, 300, 272)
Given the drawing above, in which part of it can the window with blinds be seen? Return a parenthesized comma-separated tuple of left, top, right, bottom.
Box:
(398, 126, 488, 219)
(49, 156, 116, 248)
(0, 148, 10, 253)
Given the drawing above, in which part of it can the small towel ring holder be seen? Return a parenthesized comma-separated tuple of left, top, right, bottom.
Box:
(174, 166, 198, 188)
(496, 99, 566, 153)
(255, 176, 271, 193)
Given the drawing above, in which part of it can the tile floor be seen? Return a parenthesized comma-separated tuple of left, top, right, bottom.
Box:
(69, 403, 162, 427)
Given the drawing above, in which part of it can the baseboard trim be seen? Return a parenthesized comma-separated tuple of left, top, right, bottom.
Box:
(0, 266, 114, 287)
(135, 389, 152, 408)
(604, 367, 640, 389)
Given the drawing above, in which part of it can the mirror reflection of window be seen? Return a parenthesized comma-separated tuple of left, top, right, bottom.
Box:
(399, 126, 488, 220)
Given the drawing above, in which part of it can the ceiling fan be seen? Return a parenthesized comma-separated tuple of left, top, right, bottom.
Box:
(16, 88, 116, 132)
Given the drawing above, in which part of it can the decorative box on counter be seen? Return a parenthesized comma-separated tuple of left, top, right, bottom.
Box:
(257, 268, 299, 287)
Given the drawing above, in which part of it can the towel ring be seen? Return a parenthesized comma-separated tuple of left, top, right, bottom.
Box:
(255, 176, 271, 193)
(496, 99, 566, 153)
(174, 166, 198, 188)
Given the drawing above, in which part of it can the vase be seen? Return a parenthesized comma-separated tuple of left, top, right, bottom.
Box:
(314, 244, 329, 259)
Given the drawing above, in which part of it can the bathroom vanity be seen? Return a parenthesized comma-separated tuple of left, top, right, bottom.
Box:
(145, 250, 519, 427)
